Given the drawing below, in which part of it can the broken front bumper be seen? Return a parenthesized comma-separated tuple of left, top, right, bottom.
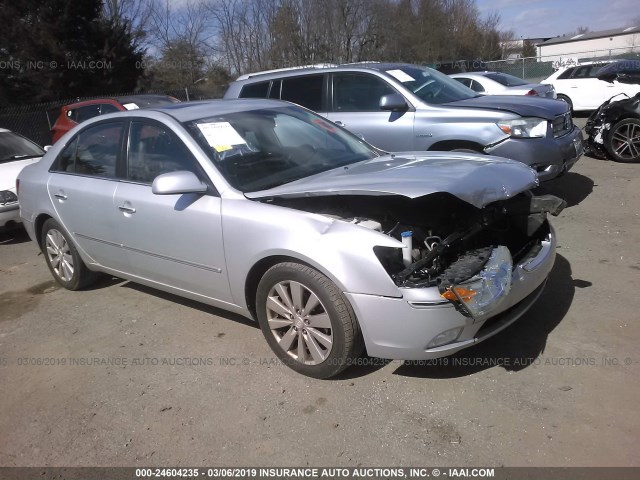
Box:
(346, 224, 556, 360)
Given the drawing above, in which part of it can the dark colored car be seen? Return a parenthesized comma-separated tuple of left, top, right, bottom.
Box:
(50, 95, 180, 144)
(585, 60, 640, 162)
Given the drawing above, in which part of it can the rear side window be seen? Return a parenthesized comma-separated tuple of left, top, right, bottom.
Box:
(239, 81, 270, 98)
(454, 77, 473, 88)
(53, 122, 123, 177)
(280, 75, 324, 111)
(127, 121, 200, 184)
(469, 80, 485, 93)
(557, 68, 575, 79)
(75, 105, 102, 123)
(100, 103, 120, 115)
(269, 80, 281, 99)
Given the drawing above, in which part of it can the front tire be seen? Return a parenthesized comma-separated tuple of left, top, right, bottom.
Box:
(41, 218, 99, 290)
(256, 262, 363, 379)
(557, 94, 573, 111)
(606, 118, 640, 163)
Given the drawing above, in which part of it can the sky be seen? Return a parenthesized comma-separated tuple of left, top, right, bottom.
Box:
(475, 0, 639, 39)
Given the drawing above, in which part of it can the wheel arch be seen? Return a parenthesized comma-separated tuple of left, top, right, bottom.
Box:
(34, 213, 53, 250)
(428, 139, 485, 152)
(244, 254, 350, 321)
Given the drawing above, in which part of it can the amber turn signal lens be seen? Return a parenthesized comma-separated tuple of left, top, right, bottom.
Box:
(441, 287, 477, 303)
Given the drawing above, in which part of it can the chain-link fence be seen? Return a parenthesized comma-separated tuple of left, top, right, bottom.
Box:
(0, 86, 225, 147)
(484, 44, 640, 83)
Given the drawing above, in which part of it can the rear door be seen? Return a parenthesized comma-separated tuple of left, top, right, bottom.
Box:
(567, 65, 608, 109)
(327, 72, 415, 151)
(113, 119, 232, 302)
(47, 120, 128, 270)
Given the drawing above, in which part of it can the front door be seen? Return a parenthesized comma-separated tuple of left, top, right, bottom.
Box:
(114, 120, 232, 303)
(327, 72, 415, 151)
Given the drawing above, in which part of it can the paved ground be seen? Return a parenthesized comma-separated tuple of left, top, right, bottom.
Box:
(1, 116, 639, 467)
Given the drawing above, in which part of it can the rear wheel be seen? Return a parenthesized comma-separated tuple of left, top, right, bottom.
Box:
(606, 118, 640, 163)
(256, 262, 363, 378)
(41, 218, 99, 290)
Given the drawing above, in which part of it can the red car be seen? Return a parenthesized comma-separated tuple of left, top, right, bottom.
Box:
(50, 95, 180, 143)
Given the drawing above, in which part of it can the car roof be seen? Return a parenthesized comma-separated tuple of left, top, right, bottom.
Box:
(128, 99, 294, 123)
(233, 62, 425, 82)
(64, 94, 177, 110)
(451, 71, 499, 78)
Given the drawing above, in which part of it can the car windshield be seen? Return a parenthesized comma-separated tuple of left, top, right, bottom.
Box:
(484, 72, 529, 86)
(0, 131, 44, 164)
(384, 65, 478, 104)
(184, 105, 380, 192)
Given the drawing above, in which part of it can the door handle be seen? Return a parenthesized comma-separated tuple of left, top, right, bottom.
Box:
(54, 193, 67, 200)
(334, 121, 346, 127)
(118, 205, 136, 214)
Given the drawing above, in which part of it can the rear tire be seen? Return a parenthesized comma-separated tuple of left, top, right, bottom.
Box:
(605, 118, 640, 163)
(256, 262, 363, 379)
(41, 218, 99, 290)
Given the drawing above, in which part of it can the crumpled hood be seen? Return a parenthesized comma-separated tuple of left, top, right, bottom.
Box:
(247, 152, 538, 208)
(444, 95, 569, 120)
(0, 157, 41, 191)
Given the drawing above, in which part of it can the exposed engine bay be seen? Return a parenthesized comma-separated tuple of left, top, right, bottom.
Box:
(265, 192, 565, 294)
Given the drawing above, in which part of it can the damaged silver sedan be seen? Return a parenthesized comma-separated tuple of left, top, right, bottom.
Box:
(17, 99, 564, 378)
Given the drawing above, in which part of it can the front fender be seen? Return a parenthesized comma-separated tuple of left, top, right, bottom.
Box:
(221, 198, 402, 309)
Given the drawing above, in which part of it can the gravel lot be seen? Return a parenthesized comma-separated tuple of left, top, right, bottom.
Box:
(1, 116, 639, 467)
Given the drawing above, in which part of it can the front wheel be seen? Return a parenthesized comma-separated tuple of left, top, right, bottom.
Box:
(41, 218, 99, 290)
(606, 118, 640, 163)
(255, 262, 363, 378)
(557, 94, 573, 111)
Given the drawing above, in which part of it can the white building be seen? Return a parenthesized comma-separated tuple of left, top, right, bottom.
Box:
(538, 26, 640, 62)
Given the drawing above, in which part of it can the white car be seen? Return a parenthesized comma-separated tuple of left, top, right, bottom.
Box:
(543, 60, 640, 111)
(0, 129, 44, 229)
(450, 72, 556, 98)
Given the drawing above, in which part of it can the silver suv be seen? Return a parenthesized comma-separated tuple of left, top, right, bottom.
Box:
(224, 63, 584, 181)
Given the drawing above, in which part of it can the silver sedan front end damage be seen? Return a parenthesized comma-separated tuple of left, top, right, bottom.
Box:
(345, 224, 556, 360)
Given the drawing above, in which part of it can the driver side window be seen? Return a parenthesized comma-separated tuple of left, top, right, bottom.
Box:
(332, 73, 396, 112)
(127, 121, 200, 184)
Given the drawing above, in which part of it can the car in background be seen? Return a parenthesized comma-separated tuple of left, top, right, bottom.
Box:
(17, 99, 564, 378)
(225, 62, 583, 181)
(585, 61, 640, 162)
(50, 94, 180, 143)
(0, 129, 44, 230)
(543, 60, 640, 111)
(449, 71, 556, 98)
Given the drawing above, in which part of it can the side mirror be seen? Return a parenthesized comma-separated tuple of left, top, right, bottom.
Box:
(379, 93, 409, 112)
(152, 170, 208, 195)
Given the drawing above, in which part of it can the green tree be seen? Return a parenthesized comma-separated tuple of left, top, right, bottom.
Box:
(0, 0, 144, 106)
(522, 39, 537, 58)
(147, 40, 206, 90)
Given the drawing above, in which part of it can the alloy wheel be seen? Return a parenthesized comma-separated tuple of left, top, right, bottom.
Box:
(266, 281, 333, 365)
(45, 229, 74, 282)
(611, 122, 640, 160)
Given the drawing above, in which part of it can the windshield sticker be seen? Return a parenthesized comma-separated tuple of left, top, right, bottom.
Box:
(122, 103, 139, 110)
(197, 122, 247, 152)
(386, 69, 415, 82)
